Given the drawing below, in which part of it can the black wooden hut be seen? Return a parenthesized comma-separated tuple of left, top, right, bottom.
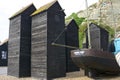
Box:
(0, 39, 8, 66)
(31, 0, 66, 80)
(86, 23, 109, 51)
(65, 19, 79, 72)
(8, 4, 36, 77)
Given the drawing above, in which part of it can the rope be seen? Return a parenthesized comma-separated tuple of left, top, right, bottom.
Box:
(51, 43, 79, 49)
(51, 26, 79, 49)
(52, 27, 67, 43)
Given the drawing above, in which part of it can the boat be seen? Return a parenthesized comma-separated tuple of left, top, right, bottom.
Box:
(71, 49, 120, 77)
(70, 0, 120, 77)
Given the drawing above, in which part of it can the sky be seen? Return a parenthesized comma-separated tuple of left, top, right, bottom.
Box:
(0, 0, 98, 42)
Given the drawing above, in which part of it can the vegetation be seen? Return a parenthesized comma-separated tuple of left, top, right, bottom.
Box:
(66, 13, 85, 26)
(90, 21, 115, 39)
(89, 3, 97, 8)
(116, 26, 120, 32)
(66, 13, 85, 48)
(66, 13, 115, 48)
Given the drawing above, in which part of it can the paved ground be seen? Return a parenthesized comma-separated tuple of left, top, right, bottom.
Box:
(0, 67, 120, 80)
(0, 67, 7, 75)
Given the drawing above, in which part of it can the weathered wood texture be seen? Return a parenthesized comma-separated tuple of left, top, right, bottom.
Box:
(65, 20, 79, 72)
(86, 23, 109, 51)
(31, 12, 47, 79)
(8, 4, 36, 77)
(0, 41, 8, 66)
(31, 1, 66, 80)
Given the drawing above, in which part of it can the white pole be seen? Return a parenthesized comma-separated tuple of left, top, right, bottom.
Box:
(85, 0, 91, 48)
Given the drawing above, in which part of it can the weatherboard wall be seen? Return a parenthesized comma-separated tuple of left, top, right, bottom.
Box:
(31, 12, 47, 79)
(0, 41, 8, 66)
(31, 1, 66, 80)
(8, 15, 21, 77)
(8, 5, 36, 77)
(65, 20, 79, 72)
(86, 23, 109, 51)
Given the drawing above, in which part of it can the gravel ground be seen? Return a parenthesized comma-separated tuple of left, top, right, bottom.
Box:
(0, 67, 120, 80)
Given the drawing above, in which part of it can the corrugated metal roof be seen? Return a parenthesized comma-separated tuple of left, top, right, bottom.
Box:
(31, 0, 57, 16)
(9, 3, 34, 19)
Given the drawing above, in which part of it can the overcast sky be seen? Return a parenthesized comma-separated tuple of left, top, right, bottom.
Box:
(0, 0, 98, 42)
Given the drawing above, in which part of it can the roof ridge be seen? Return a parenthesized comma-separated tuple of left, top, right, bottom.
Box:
(31, 0, 57, 16)
(0, 39, 8, 46)
(9, 3, 34, 19)
(65, 19, 74, 25)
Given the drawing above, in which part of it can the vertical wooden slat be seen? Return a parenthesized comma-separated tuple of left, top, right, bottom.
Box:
(8, 5, 36, 77)
(65, 20, 79, 72)
(86, 23, 109, 51)
(31, 1, 66, 80)
(31, 12, 47, 79)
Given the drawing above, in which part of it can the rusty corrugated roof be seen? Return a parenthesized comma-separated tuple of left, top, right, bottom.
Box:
(31, 0, 57, 16)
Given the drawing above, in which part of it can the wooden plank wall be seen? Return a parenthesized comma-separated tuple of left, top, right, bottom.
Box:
(8, 5, 36, 77)
(8, 15, 21, 77)
(31, 12, 47, 79)
(86, 23, 109, 51)
(0, 41, 8, 66)
(31, 4, 66, 79)
(47, 9, 66, 79)
(65, 20, 79, 72)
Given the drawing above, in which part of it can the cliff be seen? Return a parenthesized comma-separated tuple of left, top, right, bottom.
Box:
(77, 0, 120, 30)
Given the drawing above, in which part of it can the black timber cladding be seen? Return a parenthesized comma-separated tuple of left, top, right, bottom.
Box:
(86, 23, 109, 51)
(65, 20, 79, 72)
(31, 1, 66, 80)
(0, 40, 8, 66)
(8, 4, 36, 77)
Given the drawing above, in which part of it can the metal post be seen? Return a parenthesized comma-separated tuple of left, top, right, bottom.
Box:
(85, 0, 91, 48)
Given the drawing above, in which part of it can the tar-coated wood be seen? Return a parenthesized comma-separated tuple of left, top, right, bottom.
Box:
(31, 1, 66, 80)
(8, 4, 36, 77)
(0, 41, 8, 66)
(65, 20, 79, 72)
(86, 23, 109, 51)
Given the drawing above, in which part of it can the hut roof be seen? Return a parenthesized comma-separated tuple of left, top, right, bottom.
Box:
(65, 19, 78, 29)
(9, 3, 34, 19)
(90, 23, 107, 31)
(0, 39, 8, 46)
(31, 0, 57, 16)
(65, 19, 74, 26)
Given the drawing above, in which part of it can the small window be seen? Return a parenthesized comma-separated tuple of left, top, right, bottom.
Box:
(1, 51, 7, 59)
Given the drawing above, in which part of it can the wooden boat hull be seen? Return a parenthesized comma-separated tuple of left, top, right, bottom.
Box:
(71, 49, 120, 74)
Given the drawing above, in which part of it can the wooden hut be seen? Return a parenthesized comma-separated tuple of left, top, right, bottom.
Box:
(0, 39, 8, 66)
(8, 4, 36, 77)
(31, 0, 66, 79)
(86, 23, 109, 51)
(65, 19, 79, 72)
